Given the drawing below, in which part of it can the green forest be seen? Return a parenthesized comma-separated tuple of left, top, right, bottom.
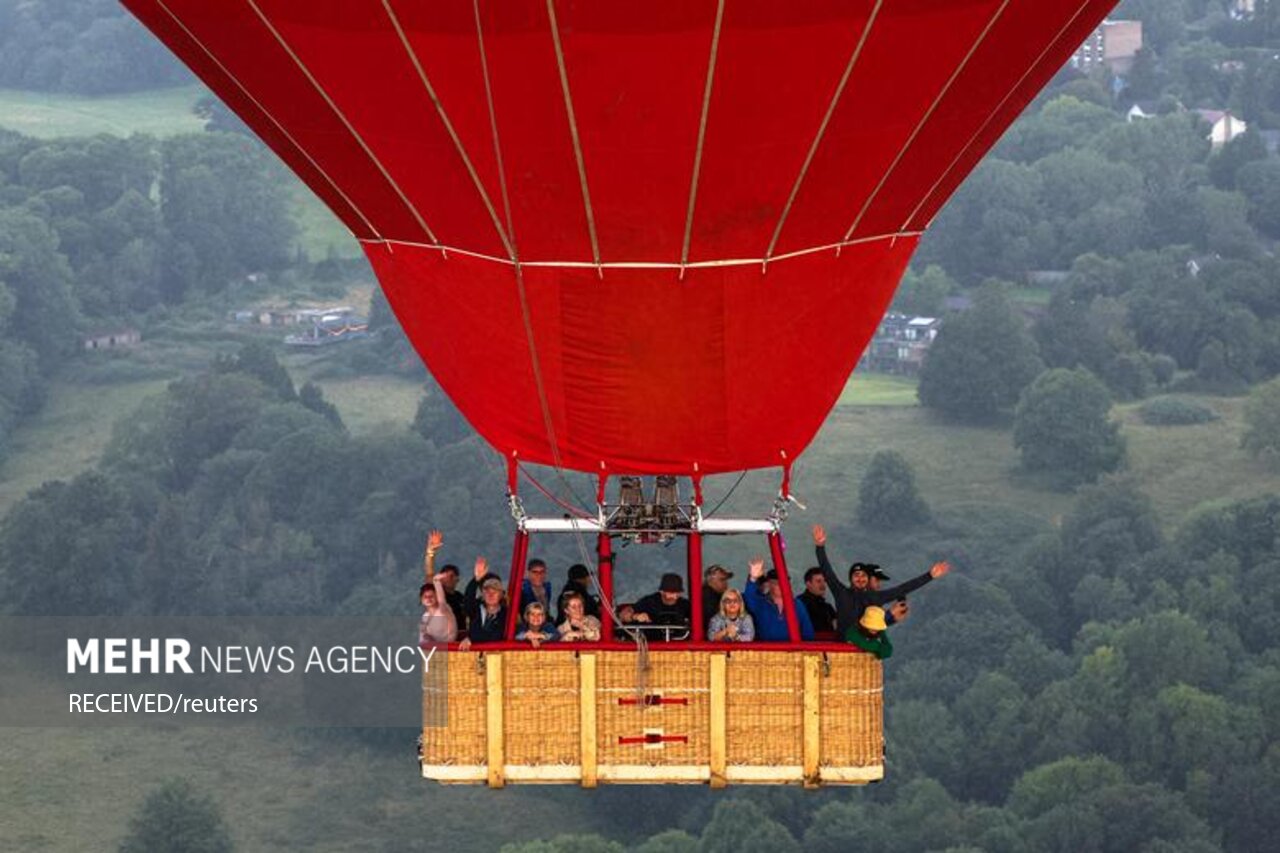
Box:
(1, 1, 1280, 851)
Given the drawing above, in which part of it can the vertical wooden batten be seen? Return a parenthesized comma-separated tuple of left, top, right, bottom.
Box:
(580, 653, 598, 788)
(709, 653, 727, 788)
(485, 653, 505, 788)
(802, 654, 821, 788)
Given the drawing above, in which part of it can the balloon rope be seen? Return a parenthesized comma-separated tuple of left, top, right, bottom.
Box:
(679, 0, 725, 276)
(902, 0, 1096, 231)
(843, 0, 1012, 242)
(356, 230, 923, 269)
(245, 0, 440, 246)
(764, 0, 883, 266)
(382, 0, 514, 259)
(546, 0, 602, 274)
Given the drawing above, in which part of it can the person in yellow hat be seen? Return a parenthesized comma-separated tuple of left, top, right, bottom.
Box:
(845, 605, 893, 659)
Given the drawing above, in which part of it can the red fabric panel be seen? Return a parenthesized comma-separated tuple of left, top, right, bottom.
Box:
(254, 0, 507, 256)
(391, 0, 511, 250)
(904, 0, 1118, 230)
(127, 0, 430, 242)
(369, 238, 914, 475)
(120, 0, 376, 241)
(691, 0, 875, 261)
(856, 0, 1092, 237)
(773, 0, 1007, 255)
(555, 2, 714, 262)
(472, 0, 594, 260)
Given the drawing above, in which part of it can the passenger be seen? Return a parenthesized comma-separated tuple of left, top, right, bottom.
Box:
(515, 602, 558, 647)
(797, 566, 837, 636)
(436, 563, 467, 635)
(459, 557, 508, 649)
(556, 563, 602, 624)
(423, 529, 467, 633)
(743, 558, 815, 642)
(629, 573, 692, 638)
(557, 592, 602, 642)
(812, 524, 950, 636)
(418, 577, 458, 644)
(519, 558, 553, 613)
(700, 564, 734, 632)
(707, 588, 755, 643)
(845, 605, 893, 659)
(612, 603, 637, 641)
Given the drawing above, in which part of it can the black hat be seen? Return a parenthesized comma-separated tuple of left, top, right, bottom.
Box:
(763, 568, 779, 583)
(568, 563, 590, 581)
(659, 573, 684, 593)
(849, 562, 874, 576)
(867, 564, 890, 581)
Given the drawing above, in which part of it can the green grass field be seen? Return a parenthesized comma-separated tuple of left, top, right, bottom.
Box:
(289, 181, 362, 260)
(0, 726, 609, 851)
(838, 372, 920, 407)
(0, 86, 207, 138)
(0, 378, 170, 518)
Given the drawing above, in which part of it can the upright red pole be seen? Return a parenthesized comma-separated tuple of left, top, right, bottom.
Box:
(688, 531, 705, 641)
(597, 532, 614, 640)
(504, 529, 529, 640)
(768, 530, 801, 642)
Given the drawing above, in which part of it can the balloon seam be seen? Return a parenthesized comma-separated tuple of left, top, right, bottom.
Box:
(841, 0, 1013, 243)
(764, 0, 884, 265)
(245, 0, 440, 245)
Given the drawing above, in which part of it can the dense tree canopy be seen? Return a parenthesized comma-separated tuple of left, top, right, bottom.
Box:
(856, 449, 931, 529)
(1013, 368, 1126, 487)
(917, 285, 1044, 421)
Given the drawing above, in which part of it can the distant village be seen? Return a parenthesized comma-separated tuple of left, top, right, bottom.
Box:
(81, 301, 370, 354)
(1075, 14, 1260, 150)
(226, 304, 369, 347)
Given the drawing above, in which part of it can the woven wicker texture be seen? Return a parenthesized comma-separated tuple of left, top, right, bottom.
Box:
(423, 651, 486, 766)
(726, 651, 804, 766)
(504, 650, 580, 765)
(422, 649, 884, 783)
(820, 653, 883, 768)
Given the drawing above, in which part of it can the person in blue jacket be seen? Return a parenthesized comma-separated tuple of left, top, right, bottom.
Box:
(743, 557, 814, 641)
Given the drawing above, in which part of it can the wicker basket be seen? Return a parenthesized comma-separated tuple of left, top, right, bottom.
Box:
(422, 647, 882, 787)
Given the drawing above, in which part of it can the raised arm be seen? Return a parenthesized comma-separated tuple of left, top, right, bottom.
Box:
(812, 525, 847, 593)
(873, 561, 951, 604)
(423, 529, 443, 579)
(743, 557, 767, 611)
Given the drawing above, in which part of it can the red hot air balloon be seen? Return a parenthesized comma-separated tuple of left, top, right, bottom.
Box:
(122, 0, 1116, 788)
(122, 0, 1114, 478)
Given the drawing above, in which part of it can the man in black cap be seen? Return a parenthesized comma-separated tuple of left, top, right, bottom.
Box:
(630, 572, 692, 637)
(812, 524, 950, 636)
(556, 563, 602, 624)
(701, 564, 734, 632)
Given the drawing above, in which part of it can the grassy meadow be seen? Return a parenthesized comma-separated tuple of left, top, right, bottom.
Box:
(0, 85, 207, 138)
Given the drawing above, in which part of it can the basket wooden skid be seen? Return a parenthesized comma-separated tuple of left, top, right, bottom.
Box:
(422, 648, 883, 787)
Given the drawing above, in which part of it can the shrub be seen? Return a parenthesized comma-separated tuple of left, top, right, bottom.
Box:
(1138, 397, 1218, 426)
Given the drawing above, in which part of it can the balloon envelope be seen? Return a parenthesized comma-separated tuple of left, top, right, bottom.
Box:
(123, 0, 1113, 475)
